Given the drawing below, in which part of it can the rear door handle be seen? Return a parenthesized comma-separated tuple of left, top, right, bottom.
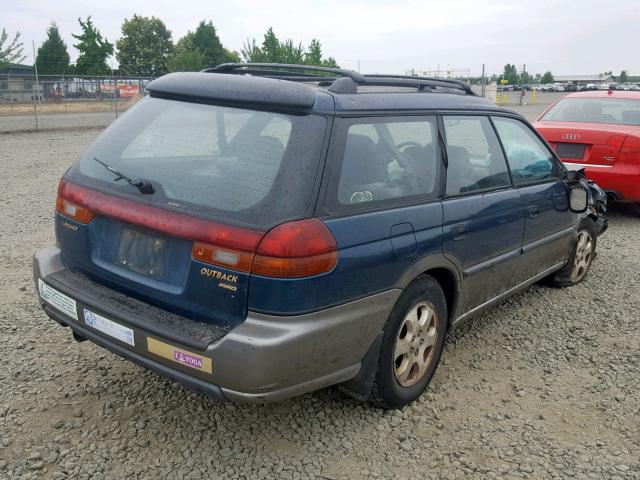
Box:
(451, 224, 468, 240)
(528, 205, 540, 219)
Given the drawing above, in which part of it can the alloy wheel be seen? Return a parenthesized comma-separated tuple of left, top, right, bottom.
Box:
(571, 230, 594, 282)
(393, 301, 439, 387)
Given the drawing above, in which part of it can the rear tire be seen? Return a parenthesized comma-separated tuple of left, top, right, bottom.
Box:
(370, 275, 447, 409)
(548, 218, 597, 287)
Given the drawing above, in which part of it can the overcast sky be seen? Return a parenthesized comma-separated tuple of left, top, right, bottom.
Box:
(5, 0, 639, 76)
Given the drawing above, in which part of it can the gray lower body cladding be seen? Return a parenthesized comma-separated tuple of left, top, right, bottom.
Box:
(34, 246, 401, 402)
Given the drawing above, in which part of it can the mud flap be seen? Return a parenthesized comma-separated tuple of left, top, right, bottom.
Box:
(338, 331, 384, 401)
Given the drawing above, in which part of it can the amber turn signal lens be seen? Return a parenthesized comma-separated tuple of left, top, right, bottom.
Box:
(56, 195, 95, 224)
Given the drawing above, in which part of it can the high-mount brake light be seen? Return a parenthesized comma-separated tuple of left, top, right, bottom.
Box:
(252, 219, 338, 278)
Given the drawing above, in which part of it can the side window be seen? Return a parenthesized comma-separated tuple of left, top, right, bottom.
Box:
(492, 117, 557, 185)
(335, 117, 440, 206)
(443, 116, 511, 195)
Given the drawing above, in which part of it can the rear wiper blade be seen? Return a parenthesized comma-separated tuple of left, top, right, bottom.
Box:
(92, 156, 155, 194)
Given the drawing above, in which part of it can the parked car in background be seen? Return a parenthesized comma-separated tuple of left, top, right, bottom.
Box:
(565, 83, 578, 92)
(585, 84, 598, 91)
(597, 83, 611, 91)
(627, 84, 640, 91)
(555, 84, 566, 92)
(534, 90, 640, 205)
(34, 64, 603, 409)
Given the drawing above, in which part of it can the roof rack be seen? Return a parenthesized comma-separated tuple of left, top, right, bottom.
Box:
(203, 63, 474, 96)
(205, 63, 366, 82)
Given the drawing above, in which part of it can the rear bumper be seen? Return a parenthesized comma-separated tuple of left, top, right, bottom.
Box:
(34, 246, 400, 403)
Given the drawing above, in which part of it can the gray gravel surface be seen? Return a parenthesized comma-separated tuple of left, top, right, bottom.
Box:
(1, 128, 639, 480)
(0, 112, 119, 133)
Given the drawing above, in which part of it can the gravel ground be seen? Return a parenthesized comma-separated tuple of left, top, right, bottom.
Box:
(0, 112, 119, 133)
(1, 128, 639, 480)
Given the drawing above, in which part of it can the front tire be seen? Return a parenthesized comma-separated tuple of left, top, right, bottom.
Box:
(548, 218, 597, 287)
(370, 275, 447, 409)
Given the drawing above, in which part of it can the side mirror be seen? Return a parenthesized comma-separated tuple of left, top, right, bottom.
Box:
(569, 185, 588, 213)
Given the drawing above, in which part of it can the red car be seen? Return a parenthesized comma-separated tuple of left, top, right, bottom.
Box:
(534, 90, 640, 204)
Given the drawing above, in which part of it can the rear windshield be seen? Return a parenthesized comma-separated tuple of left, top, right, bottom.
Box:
(68, 97, 327, 229)
(542, 97, 640, 125)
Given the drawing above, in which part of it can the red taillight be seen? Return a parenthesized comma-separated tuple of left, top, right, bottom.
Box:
(606, 135, 627, 150)
(620, 136, 640, 164)
(252, 219, 338, 278)
(56, 179, 338, 278)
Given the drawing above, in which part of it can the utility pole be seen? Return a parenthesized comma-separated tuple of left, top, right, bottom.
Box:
(520, 64, 526, 105)
(481, 64, 486, 97)
(31, 41, 40, 130)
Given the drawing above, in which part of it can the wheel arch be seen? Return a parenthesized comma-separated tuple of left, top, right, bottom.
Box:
(395, 254, 462, 328)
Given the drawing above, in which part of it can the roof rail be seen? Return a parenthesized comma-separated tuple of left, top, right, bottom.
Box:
(205, 63, 366, 83)
(203, 63, 474, 95)
(364, 74, 474, 95)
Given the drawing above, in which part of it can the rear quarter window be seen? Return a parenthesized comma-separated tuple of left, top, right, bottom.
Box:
(325, 116, 441, 210)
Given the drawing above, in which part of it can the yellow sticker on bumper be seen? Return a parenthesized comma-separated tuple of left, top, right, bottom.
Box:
(147, 337, 212, 374)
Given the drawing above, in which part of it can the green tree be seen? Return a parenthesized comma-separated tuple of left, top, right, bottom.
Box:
(192, 21, 228, 68)
(304, 38, 322, 65)
(168, 21, 235, 71)
(168, 33, 203, 72)
(541, 71, 554, 84)
(35, 23, 70, 75)
(0, 28, 26, 66)
(242, 28, 338, 67)
(619, 70, 628, 83)
(223, 48, 240, 63)
(72, 17, 113, 75)
(241, 38, 267, 63)
(116, 15, 173, 76)
(500, 64, 519, 85)
(280, 39, 304, 64)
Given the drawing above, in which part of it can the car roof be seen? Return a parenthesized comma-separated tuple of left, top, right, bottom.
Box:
(563, 91, 640, 100)
(147, 68, 514, 116)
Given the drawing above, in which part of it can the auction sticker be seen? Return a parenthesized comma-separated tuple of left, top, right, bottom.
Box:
(147, 337, 212, 374)
(84, 309, 135, 347)
(38, 279, 78, 320)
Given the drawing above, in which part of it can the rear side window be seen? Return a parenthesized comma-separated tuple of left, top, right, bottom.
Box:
(68, 97, 327, 229)
(443, 116, 510, 195)
(331, 116, 441, 207)
(492, 117, 557, 185)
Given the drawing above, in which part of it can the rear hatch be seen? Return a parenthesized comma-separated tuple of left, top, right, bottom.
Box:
(58, 96, 327, 326)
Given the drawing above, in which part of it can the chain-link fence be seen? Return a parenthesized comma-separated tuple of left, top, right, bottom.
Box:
(0, 72, 155, 133)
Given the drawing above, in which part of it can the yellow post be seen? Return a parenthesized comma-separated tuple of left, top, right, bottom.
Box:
(531, 89, 538, 105)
